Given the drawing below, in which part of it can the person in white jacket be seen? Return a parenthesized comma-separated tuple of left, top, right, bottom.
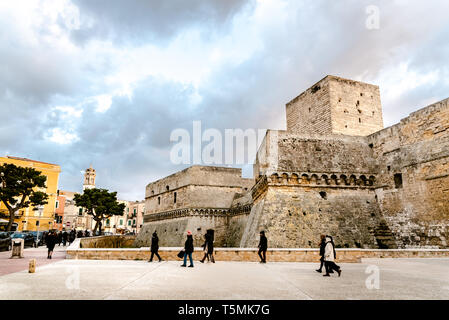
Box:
(323, 236, 342, 277)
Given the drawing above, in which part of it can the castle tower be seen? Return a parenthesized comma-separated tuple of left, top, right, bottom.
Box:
(286, 75, 384, 136)
(83, 165, 96, 190)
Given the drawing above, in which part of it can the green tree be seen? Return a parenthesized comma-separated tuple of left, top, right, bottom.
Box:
(74, 188, 125, 235)
(0, 163, 49, 231)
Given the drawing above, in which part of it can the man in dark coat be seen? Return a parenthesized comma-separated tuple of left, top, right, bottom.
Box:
(46, 231, 57, 259)
(68, 230, 75, 244)
(149, 231, 162, 262)
(181, 231, 194, 267)
(316, 234, 327, 273)
(62, 230, 68, 246)
(57, 231, 62, 246)
(258, 231, 268, 263)
(200, 232, 215, 263)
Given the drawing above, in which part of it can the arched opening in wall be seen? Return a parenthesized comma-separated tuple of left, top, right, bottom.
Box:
(321, 174, 328, 185)
(166, 186, 169, 191)
(311, 174, 319, 184)
(151, 190, 154, 195)
(158, 197, 161, 205)
(349, 175, 357, 185)
(369, 176, 376, 186)
(291, 173, 299, 184)
(330, 174, 338, 185)
(301, 174, 309, 184)
(270, 173, 279, 183)
(359, 118, 362, 123)
(340, 174, 348, 185)
(319, 191, 327, 200)
(174, 192, 177, 204)
(359, 175, 367, 186)
(282, 173, 288, 183)
(394, 173, 403, 189)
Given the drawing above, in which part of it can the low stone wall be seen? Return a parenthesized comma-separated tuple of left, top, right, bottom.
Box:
(67, 240, 449, 262)
(79, 235, 137, 249)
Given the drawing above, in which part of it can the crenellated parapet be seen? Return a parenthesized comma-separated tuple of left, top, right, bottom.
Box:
(250, 172, 377, 201)
(143, 204, 252, 223)
(267, 172, 376, 187)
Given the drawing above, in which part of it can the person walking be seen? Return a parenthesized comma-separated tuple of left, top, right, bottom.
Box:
(316, 234, 326, 273)
(200, 232, 215, 263)
(46, 231, 57, 259)
(62, 230, 68, 246)
(68, 230, 75, 245)
(258, 231, 267, 263)
(149, 231, 162, 262)
(181, 231, 194, 268)
(323, 235, 341, 277)
(57, 231, 62, 246)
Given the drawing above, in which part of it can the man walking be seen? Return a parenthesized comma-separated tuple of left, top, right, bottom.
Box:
(258, 231, 267, 263)
(200, 231, 215, 263)
(62, 230, 68, 246)
(316, 234, 326, 273)
(181, 231, 194, 268)
(149, 231, 162, 262)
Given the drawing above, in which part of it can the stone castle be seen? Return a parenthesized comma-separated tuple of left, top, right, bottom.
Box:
(136, 75, 449, 249)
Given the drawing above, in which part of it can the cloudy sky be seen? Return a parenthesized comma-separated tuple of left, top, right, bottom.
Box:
(1, 0, 448, 200)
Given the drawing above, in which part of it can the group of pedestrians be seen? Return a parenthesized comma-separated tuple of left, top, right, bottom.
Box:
(147, 229, 342, 277)
(43, 229, 83, 259)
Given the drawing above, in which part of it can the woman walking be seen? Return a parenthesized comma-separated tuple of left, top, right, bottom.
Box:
(200, 232, 215, 263)
(149, 231, 162, 262)
(181, 231, 194, 268)
(323, 235, 341, 277)
(46, 231, 57, 259)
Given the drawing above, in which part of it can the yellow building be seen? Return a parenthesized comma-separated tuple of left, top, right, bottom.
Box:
(0, 156, 61, 231)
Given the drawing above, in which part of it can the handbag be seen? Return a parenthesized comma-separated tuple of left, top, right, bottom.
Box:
(177, 249, 185, 259)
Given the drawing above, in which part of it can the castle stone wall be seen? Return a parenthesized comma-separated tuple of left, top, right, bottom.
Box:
(286, 76, 383, 136)
(368, 98, 449, 248)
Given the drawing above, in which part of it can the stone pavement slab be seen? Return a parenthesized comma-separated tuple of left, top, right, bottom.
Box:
(0, 245, 66, 276)
(0, 258, 448, 300)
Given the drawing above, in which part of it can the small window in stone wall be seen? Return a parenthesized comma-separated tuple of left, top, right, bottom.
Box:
(174, 192, 177, 204)
(394, 173, 403, 188)
(158, 197, 161, 205)
(319, 191, 327, 199)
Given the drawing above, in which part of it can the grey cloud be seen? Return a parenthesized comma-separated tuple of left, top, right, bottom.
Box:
(69, 0, 253, 45)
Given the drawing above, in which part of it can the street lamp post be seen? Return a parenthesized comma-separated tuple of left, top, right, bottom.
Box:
(35, 205, 44, 247)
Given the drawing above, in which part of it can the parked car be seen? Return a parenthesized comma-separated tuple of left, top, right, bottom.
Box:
(0, 232, 12, 251)
(11, 232, 35, 247)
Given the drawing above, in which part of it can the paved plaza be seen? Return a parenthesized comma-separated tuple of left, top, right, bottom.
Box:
(1, 246, 449, 299)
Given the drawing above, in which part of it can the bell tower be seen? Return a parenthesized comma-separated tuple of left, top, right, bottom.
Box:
(83, 165, 96, 190)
